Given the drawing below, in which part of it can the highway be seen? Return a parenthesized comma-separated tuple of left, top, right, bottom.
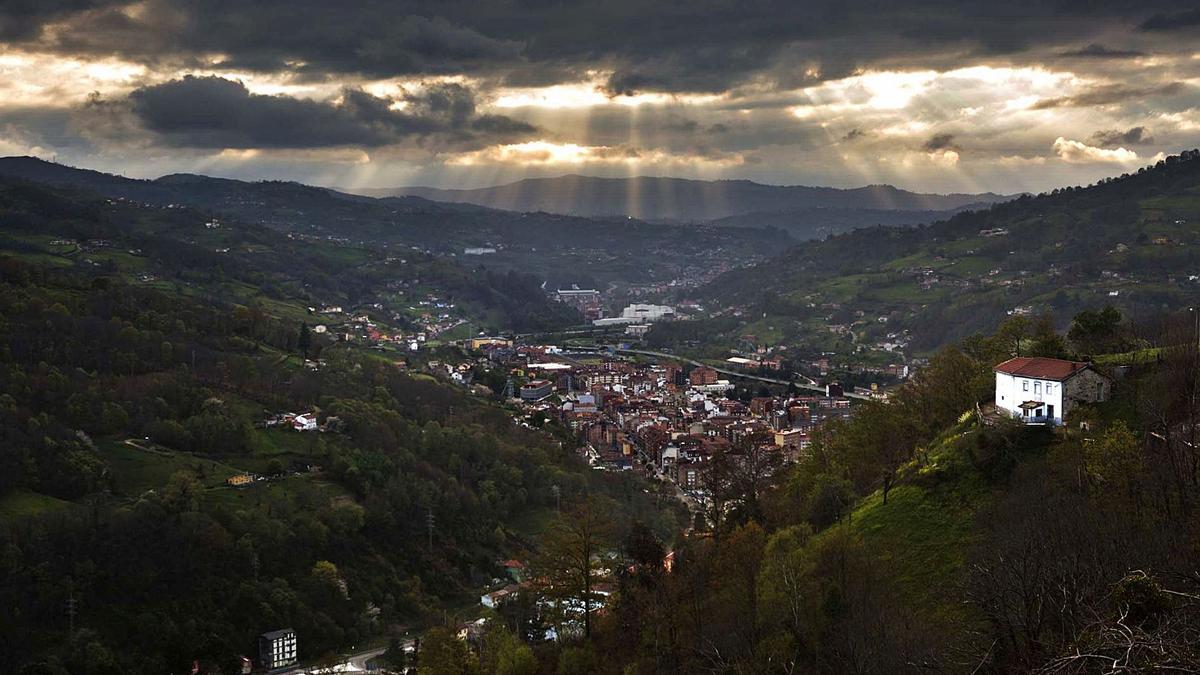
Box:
(567, 346, 872, 400)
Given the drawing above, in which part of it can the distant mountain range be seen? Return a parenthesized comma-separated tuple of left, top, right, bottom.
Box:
(0, 156, 784, 288)
(0, 158, 1010, 244)
(354, 174, 1012, 223)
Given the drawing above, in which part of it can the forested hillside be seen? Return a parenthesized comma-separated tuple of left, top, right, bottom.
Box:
(518, 310, 1200, 673)
(0, 182, 682, 674)
(0, 176, 578, 334)
(0, 158, 782, 290)
(679, 150, 1200, 355)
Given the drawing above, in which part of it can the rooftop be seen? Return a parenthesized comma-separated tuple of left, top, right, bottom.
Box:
(994, 356, 1090, 381)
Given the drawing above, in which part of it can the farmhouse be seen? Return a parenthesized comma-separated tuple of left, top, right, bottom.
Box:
(994, 357, 1109, 426)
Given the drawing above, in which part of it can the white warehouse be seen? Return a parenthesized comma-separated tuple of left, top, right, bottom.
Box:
(994, 356, 1109, 426)
(593, 303, 676, 326)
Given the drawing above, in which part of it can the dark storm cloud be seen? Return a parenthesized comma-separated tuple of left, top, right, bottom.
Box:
(1030, 82, 1188, 109)
(116, 75, 535, 149)
(10, 0, 1200, 96)
(922, 133, 961, 152)
(0, 0, 124, 41)
(43, 4, 524, 79)
(1056, 43, 1147, 59)
(1139, 8, 1200, 31)
(1089, 127, 1155, 147)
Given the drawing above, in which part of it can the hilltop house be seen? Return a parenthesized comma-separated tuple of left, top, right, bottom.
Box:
(994, 357, 1109, 425)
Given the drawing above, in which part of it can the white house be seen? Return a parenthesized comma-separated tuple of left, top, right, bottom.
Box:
(292, 412, 319, 432)
(994, 357, 1109, 425)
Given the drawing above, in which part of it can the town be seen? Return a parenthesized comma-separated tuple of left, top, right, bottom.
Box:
(4, 1, 1200, 670)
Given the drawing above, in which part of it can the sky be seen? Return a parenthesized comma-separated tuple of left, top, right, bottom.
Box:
(0, 1, 1199, 194)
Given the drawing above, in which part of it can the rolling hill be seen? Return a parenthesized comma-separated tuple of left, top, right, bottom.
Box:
(361, 174, 1010, 223)
(0, 157, 782, 289)
(666, 149, 1200, 356)
(0, 174, 579, 333)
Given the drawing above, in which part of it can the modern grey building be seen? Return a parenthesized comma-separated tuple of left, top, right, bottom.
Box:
(259, 628, 298, 670)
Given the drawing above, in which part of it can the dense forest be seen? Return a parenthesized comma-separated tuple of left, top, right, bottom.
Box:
(0, 249, 677, 672)
(0, 176, 580, 334)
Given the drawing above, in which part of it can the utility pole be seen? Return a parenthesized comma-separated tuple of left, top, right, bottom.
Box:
(426, 509, 435, 550)
(66, 593, 77, 637)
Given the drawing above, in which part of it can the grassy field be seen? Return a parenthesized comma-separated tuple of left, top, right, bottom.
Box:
(820, 274, 876, 303)
(438, 321, 477, 342)
(738, 318, 786, 345)
(829, 418, 991, 624)
(944, 255, 996, 278)
(204, 474, 350, 510)
(0, 489, 72, 521)
(864, 280, 952, 304)
(1094, 347, 1163, 365)
(238, 428, 330, 473)
(99, 440, 244, 495)
(0, 248, 75, 267)
(845, 481, 981, 621)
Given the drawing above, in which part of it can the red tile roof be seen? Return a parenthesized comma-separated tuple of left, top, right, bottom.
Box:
(994, 356, 1090, 381)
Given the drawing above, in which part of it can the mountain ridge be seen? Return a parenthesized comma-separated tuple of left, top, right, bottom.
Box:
(666, 148, 1200, 355)
(0, 156, 786, 289)
(350, 173, 1014, 222)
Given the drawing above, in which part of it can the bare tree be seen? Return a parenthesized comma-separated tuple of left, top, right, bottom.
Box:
(534, 498, 613, 639)
(1037, 573, 1200, 674)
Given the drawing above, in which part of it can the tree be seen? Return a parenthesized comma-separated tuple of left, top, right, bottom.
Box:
(1068, 306, 1127, 355)
(161, 470, 200, 513)
(418, 627, 477, 675)
(727, 432, 784, 524)
(696, 448, 738, 540)
(1083, 421, 1143, 507)
(497, 644, 537, 675)
(557, 645, 598, 675)
(298, 321, 312, 359)
(842, 400, 919, 504)
(623, 522, 665, 583)
(479, 623, 538, 675)
(756, 525, 818, 670)
(1027, 314, 1069, 359)
(534, 499, 613, 639)
(994, 315, 1032, 358)
(383, 638, 409, 671)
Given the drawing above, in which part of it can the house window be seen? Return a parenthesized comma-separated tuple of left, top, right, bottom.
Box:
(1022, 380, 1029, 391)
(1046, 383, 1053, 395)
(1034, 381, 1041, 395)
